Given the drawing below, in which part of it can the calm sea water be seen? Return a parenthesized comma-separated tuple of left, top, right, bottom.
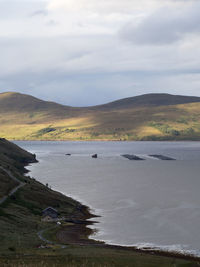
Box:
(16, 141, 200, 256)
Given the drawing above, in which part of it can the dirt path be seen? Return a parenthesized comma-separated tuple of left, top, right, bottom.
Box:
(0, 167, 25, 205)
(37, 226, 67, 248)
(37, 228, 55, 244)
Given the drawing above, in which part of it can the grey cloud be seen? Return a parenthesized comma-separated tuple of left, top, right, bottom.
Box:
(0, 36, 92, 76)
(46, 20, 58, 26)
(120, 3, 200, 45)
(0, 0, 200, 105)
(31, 9, 48, 17)
(0, 1, 47, 19)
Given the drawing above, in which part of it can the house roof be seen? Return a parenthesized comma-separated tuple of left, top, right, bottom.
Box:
(42, 207, 58, 214)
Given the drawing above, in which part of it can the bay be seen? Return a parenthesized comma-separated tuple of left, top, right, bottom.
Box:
(16, 141, 200, 256)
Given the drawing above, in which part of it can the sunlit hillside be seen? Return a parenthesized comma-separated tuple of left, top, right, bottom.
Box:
(0, 92, 200, 140)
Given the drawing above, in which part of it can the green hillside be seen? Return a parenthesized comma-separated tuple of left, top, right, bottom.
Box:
(0, 92, 200, 140)
(0, 138, 36, 198)
(0, 138, 90, 251)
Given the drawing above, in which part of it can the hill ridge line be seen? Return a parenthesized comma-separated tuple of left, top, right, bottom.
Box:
(1, 91, 200, 109)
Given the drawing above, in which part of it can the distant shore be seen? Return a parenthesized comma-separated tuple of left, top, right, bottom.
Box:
(12, 139, 200, 142)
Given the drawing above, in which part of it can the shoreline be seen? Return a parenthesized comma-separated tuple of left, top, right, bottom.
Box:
(59, 201, 200, 261)
(26, 151, 200, 263)
(37, 180, 200, 262)
(55, 216, 200, 262)
(12, 139, 200, 142)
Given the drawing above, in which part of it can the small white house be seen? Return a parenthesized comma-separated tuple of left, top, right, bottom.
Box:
(42, 207, 58, 222)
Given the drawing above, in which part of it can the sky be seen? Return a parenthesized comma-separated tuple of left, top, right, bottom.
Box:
(0, 0, 200, 106)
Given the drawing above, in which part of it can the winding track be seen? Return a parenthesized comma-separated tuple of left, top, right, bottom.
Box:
(37, 226, 67, 248)
(0, 166, 67, 248)
(37, 228, 54, 244)
(0, 166, 25, 205)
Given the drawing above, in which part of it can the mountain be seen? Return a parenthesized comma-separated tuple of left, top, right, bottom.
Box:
(0, 92, 66, 112)
(1, 92, 200, 112)
(93, 93, 200, 110)
(0, 92, 200, 140)
(0, 92, 85, 126)
(0, 92, 80, 118)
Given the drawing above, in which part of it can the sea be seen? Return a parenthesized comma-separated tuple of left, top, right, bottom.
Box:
(15, 141, 200, 256)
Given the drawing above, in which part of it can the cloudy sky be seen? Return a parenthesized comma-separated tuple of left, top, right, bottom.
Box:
(0, 0, 200, 106)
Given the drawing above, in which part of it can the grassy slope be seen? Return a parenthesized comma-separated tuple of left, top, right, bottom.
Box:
(0, 139, 90, 253)
(0, 95, 200, 140)
(0, 168, 18, 198)
(0, 92, 200, 140)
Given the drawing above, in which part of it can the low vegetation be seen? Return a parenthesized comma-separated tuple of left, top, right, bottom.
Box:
(0, 139, 89, 253)
(1, 248, 199, 267)
(0, 92, 200, 141)
(0, 168, 19, 198)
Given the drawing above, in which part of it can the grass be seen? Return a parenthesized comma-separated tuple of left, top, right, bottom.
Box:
(0, 248, 199, 267)
(0, 169, 19, 198)
(0, 92, 200, 140)
(0, 138, 90, 253)
(0, 102, 199, 141)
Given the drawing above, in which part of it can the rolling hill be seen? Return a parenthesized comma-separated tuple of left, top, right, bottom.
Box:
(92, 93, 200, 110)
(0, 91, 200, 140)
